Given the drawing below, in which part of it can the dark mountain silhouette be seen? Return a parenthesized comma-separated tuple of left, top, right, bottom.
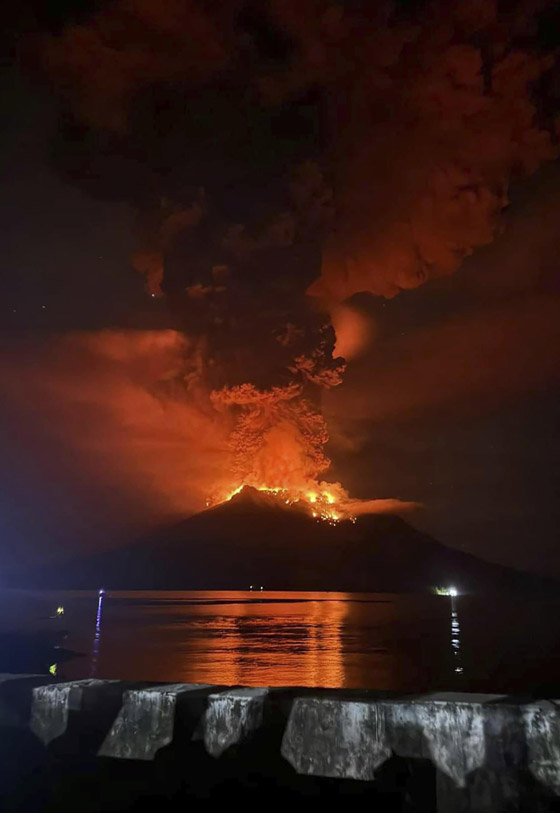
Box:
(15, 487, 558, 593)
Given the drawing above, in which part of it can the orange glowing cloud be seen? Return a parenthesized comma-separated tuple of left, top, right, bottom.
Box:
(0, 330, 230, 536)
(330, 303, 376, 361)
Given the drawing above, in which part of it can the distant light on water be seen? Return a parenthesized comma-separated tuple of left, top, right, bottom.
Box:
(432, 585, 459, 597)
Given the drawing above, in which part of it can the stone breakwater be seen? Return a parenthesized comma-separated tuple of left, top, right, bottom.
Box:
(0, 674, 559, 811)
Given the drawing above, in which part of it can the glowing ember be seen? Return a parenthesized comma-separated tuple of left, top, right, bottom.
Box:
(208, 482, 355, 524)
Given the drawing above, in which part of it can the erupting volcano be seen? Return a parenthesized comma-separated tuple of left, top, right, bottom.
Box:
(17, 484, 559, 594)
(214, 484, 350, 524)
(32, 0, 558, 528)
(6, 0, 558, 576)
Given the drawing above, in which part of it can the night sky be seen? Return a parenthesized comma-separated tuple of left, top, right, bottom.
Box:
(1, 1, 559, 576)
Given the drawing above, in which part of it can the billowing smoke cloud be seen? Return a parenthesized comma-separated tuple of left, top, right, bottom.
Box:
(0, 330, 230, 529)
(25, 0, 560, 511)
(41, 0, 228, 132)
(39, 2, 559, 297)
(0, 329, 417, 558)
(324, 164, 560, 441)
(319, 42, 558, 298)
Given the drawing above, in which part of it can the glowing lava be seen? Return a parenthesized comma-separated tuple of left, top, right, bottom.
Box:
(208, 482, 355, 524)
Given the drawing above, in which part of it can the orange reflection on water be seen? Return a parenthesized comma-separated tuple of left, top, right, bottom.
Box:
(302, 599, 346, 688)
(166, 592, 348, 688)
(59, 591, 353, 688)
(20, 590, 560, 693)
(57, 590, 451, 690)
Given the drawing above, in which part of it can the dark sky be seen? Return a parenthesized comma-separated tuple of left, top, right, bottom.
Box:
(0, 69, 154, 331)
(1, 1, 559, 576)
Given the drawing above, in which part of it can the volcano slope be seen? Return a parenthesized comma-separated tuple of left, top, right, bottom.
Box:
(16, 487, 558, 594)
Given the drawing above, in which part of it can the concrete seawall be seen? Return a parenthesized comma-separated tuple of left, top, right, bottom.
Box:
(0, 674, 559, 811)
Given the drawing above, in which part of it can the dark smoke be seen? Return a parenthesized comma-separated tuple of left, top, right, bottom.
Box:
(27, 0, 560, 491)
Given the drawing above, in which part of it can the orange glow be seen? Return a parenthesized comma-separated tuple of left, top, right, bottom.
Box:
(0, 330, 231, 529)
(1, 330, 420, 548)
(209, 482, 355, 524)
(330, 303, 375, 361)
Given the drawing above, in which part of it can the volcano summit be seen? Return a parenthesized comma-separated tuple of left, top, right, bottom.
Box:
(18, 487, 557, 594)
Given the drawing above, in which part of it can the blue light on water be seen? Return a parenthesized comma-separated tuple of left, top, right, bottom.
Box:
(89, 588, 105, 678)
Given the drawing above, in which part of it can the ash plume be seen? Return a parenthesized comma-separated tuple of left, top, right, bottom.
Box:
(0, 331, 230, 528)
(28, 0, 560, 507)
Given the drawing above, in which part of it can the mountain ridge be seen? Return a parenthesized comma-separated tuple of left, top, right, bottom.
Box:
(13, 487, 559, 594)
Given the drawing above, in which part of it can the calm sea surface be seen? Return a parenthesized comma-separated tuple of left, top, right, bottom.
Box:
(3, 590, 560, 693)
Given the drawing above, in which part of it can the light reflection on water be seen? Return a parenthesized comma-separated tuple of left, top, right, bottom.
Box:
(49, 591, 451, 690)
(21, 590, 560, 693)
(450, 595, 464, 675)
(89, 588, 105, 679)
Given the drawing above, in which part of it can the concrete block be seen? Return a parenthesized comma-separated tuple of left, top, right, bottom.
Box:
(281, 697, 391, 780)
(99, 683, 211, 760)
(523, 700, 560, 796)
(203, 688, 269, 758)
(30, 679, 121, 745)
(387, 693, 506, 788)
